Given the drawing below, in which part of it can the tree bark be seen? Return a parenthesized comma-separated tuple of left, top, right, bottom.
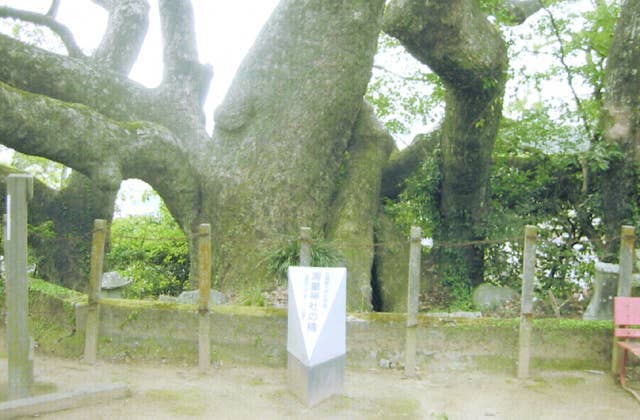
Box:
(209, 0, 386, 293)
(600, 0, 640, 261)
(326, 102, 394, 311)
(0, 0, 553, 309)
(0, 0, 388, 306)
(0, 1, 204, 290)
(384, 0, 508, 289)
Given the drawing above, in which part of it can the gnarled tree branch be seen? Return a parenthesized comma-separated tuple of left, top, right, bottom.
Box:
(158, 0, 213, 109)
(0, 34, 190, 132)
(384, 0, 509, 286)
(500, 0, 544, 25)
(0, 80, 200, 209)
(46, 0, 61, 18)
(93, 0, 150, 73)
(384, 0, 506, 94)
(381, 131, 441, 200)
(0, 6, 83, 57)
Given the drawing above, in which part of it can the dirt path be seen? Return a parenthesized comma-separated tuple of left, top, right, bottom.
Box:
(2, 355, 638, 419)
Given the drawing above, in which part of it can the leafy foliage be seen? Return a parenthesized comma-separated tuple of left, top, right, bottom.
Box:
(365, 34, 444, 139)
(11, 152, 71, 190)
(107, 202, 189, 299)
(383, 143, 442, 238)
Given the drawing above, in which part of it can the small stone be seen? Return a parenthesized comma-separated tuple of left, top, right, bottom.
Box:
(472, 283, 518, 312)
(101, 271, 132, 290)
(176, 290, 229, 307)
(379, 358, 391, 368)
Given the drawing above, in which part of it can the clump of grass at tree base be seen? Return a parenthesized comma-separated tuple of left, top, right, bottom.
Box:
(259, 238, 343, 287)
(239, 285, 266, 307)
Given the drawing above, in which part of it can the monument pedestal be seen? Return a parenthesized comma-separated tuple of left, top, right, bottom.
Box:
(287, 267, 346, 407)
(287, 353, 345, 407)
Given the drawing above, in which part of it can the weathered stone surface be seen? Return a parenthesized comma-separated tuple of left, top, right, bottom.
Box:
(472, 283, 518, 312)
(175, 289, 228, 306)
(583, 261, 640, 320)
(21, 280, 616, 372)
(100, 272, 132, 299)
(429, 311, 482, 319)
(0, 383, 129, 419)
(101, 271, 132, 290)
(584, 262, 619, 320)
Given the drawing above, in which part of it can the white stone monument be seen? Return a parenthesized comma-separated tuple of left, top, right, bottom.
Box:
(287, 266, 346, 406)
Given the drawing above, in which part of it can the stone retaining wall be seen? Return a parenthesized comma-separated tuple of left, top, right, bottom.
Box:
(21, 280, 613, 373)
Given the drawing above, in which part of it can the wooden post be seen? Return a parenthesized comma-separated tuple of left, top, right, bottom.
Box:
(405, 226, 421, 377)
(300, 227, 312, 267)
(84, 219, 107, 365)
(518, 225, 536, 379)
(198, 224, 212, 373)
(612, 225, 636, 374)
(617, 225, 635, 297)
(6, 174, 34, 400)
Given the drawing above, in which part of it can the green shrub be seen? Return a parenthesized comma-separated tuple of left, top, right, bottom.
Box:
(107, 204, 189, 299)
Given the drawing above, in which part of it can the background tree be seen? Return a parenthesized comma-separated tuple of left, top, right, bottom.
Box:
(380, 0, 550, 305)
(373, 0, 627, 309)
(108, 199, 190, 299)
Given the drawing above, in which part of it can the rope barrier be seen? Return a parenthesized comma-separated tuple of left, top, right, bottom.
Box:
(21, 228, 625, 252)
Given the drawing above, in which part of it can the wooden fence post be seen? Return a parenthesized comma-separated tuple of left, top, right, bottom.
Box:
(6, 174, 34, 400)
(405, 226, 422, 377)
(518, 225, 536, 379)
(84, 219, 107, 365)
(300, 227, 312, 267)
(198, 223, 212, 373)
(612, 225, 636, 374)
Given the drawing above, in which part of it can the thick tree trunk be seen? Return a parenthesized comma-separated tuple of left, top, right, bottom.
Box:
(600, 0, 640, 261)
(326, 102, 394, 311)
(0, 167, 115, 291)
(0, 0, 390, 308)
(209, 0, 386, 296)
(383, 0, 508, 290)
(29, 174, 117, 291)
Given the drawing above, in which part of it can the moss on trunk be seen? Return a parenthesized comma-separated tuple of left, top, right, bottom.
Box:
(600, 0, 640, 259)
(209, 0, 386, 294)
(384, 0, 508, 289)
(326, 103, 394, 311)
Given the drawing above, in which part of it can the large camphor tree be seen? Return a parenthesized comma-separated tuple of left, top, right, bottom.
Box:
(0, 0, 601, 311)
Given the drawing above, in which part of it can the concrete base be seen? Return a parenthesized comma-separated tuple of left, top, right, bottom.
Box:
(0, 383, 129, 418)
(287, 353, 345, 407)
(584, 262, 619, 320)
